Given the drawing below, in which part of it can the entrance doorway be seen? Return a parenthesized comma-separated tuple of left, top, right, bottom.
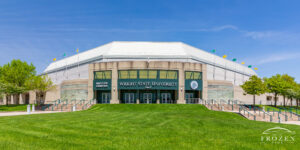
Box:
(143, 93, 153, 104)
(139, 90, 156, 104)
(185, 90, 201, 104)
(25, 93, 30, 104)
(101, 93, 111, 104)
(96, 90, 111, 104)
(124, 93, 135, 104)
(161, 93, 172, 104)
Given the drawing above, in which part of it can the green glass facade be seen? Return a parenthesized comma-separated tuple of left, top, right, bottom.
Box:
(94, 71, 112, 103)
(93, 70, 203, 104)
(93, 71, 112, 91)
(184, 71, 202, 90)
(118, 70, 178, 90)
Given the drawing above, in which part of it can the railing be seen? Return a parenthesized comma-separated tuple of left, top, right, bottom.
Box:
(239, 105, 256, 121)
(186, 98, 202, 104)
(161, 99, 176, 104)
(81, 99, 96, 110)
(277, 107, 300, 121)
(41, 99, 61, 111)
(252, 106, 274, 122)
(40, 98, 97, 112)
(267, 107, 288, 122)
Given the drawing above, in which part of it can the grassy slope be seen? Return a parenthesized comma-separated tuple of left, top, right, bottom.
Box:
(0, 104, 29, 112)
(0, 104, 299, 150)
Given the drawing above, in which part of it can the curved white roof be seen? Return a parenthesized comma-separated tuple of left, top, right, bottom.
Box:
(44, 41, 256, 76)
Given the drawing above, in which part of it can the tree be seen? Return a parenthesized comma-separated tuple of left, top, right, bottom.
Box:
(287, 89, 297, 106)
(26, 75, 55, 105)
(0, 60, 36, 104)
(264, 74, 287, 107)
(294, 84, 300, 107)
(241, 75, 267, 106)
(281, 74, 296, 106)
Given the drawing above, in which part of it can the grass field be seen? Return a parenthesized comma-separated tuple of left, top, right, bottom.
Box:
(0, 104, 30, 112)
(0, 104, 299, 150)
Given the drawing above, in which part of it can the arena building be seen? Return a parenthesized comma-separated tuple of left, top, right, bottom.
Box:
(0, 41, 291, 106)
(31, 41, 269, 105)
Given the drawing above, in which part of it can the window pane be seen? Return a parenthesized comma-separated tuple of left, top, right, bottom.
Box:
(119, 71, 129, 79)
(160, 71, 167, 79)
(139, 70, 148, 79)
(95, 72, 103, 79)
(167, 71, 177, 79)
(185, 72, 192, 79)
(148, 70, 157, 79)
(194, 72, 201, 80)
(104, 71, 111, 79)
(129, 70, 137, 79)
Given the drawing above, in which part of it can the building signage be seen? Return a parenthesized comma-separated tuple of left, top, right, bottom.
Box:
(93, 79, 111, 90)
(118, 79, 178, 90)
(190, 80, 198, 90)
(185, 80, 202, 90)
(95, 81, 109, 88)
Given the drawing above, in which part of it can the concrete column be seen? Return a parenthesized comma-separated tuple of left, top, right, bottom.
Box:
(202, 64, 208, 100)
(11, 95, 14, 104)
(88, 64, 95, 100)
(29, 91, 36, 104)
(19, 94, 24, 104)
(3, 95, 7, 105)
(177, 64, 185, 104)
(110, 62, 119, 104)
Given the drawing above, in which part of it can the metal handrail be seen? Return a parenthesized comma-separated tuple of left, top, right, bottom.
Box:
(239, 105, 256, 121)
(185, 98, 201, 104)
(267, 107, 288, 122)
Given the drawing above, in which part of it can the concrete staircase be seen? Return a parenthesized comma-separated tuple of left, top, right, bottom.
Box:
(41, 99, 96, 112)
(200, 99, 299, 124)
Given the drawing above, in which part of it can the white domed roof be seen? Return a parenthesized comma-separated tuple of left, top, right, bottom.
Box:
(44, 41, 256, 76)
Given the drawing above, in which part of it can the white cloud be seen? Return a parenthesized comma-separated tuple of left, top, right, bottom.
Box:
(210, 25, 238, 32)
(243, 31, 281, 39)
(257, 52, 300, 64)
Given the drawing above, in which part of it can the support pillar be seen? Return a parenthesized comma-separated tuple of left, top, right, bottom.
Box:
(202, 64, 208, 100)
(3, 95, 7, 105)
(177, 64, 185, 104)
(110, 62, 119, 104)
(11, 95, 14, 104)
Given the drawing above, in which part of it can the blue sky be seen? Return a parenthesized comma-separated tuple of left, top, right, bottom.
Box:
(0, 0, 299, 82)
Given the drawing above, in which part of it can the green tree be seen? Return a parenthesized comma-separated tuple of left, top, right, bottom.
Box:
(281, 74, 297, 106)
(26, 75, 55, 105)
(293, 84, 300, 107)
(241, 75, 267, 106)
(0, 60, 36, 104)
(286, 88, 297, 106)
(264, 74, 287, 107)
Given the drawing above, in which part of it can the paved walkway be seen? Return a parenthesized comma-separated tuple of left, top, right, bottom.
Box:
(0, 111, 65, 117)
(281, 121, 300, 126)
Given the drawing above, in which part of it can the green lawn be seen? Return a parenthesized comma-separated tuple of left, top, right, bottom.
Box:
(0, 104, 299, 150)
(0, 104, 29, 112)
